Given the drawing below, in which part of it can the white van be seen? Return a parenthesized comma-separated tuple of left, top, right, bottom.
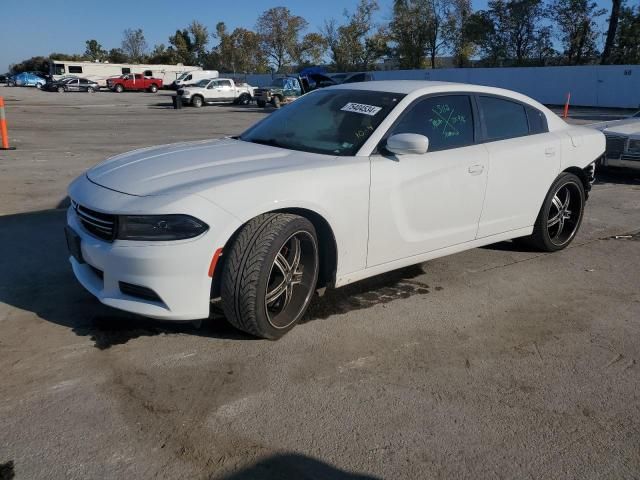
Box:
(172, 70, 219, 89)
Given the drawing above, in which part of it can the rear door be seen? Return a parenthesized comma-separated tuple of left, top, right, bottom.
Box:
(476, 95, 561, 238)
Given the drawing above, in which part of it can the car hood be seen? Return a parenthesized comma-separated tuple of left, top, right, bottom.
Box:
(591, 118, 640, 137)
(87, 138, 330, 196)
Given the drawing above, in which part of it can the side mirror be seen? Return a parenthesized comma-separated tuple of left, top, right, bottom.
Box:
(385, 133, 429, 155)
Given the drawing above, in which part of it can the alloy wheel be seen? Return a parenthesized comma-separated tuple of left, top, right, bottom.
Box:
(264, 231, 318, 329)
(547, 181, 582, 247)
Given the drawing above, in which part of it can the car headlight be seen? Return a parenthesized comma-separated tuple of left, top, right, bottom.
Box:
(117, 215, 208, 241)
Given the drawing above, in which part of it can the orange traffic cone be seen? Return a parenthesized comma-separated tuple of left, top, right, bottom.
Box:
(0, 97, 16, 150)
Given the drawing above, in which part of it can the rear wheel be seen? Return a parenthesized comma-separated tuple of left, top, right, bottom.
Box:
(36, 83, 43, 89)
(221, 213, 319, 339)
(238, 93, 251, 105)
(521, 172, 585, 252)
(87, 87, 95, 93)
(149, 84, 158, 93)
(191, 96, 203, 108)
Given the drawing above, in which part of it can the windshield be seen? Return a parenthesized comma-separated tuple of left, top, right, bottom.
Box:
(177, 72, 192, 81)
(240, 89, 405, 156)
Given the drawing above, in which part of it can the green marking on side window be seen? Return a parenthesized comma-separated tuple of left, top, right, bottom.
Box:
(428, 104, 467, 138)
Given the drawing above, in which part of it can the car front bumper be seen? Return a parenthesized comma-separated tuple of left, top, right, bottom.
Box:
(66, 175, 241, 321)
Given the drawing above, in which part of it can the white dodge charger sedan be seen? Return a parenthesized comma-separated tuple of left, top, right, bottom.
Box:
(66, 81, 605, 338)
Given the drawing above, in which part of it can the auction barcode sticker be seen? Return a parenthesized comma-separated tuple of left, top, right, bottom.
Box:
(341, 102, 382, 116)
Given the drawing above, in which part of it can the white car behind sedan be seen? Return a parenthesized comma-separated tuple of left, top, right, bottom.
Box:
(590, 111, 640, 170)
(66, 81, 605, 339)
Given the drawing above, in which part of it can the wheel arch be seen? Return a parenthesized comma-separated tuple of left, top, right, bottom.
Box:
(562, 165, 593, 198)
(210, 207, 338, 298)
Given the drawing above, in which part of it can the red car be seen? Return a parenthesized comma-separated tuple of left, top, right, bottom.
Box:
(106, 74, 163, 93)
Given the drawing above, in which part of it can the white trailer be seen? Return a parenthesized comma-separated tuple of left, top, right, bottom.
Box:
(49, 60, 202, 88)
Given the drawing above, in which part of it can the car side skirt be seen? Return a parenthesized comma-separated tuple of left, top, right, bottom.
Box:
(335, 226, 533, 287)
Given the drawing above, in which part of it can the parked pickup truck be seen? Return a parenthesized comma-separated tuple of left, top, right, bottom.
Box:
(106, 74, 163, 93)
(178, 78, 254, 107)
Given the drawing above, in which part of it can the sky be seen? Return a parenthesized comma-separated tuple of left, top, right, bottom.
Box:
(1, 0, 613, 72)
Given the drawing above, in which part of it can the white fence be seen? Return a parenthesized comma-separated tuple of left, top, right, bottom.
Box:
(245, 65, 640, 109)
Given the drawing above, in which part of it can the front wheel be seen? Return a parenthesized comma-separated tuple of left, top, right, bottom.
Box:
(191, 96, 203, 108)
(57, 86, 65, 93)
(238, 93, 251, 105)
(114, 84, 124, 93)
(522, 172, 585, 252)
(221, 213, 319, 339)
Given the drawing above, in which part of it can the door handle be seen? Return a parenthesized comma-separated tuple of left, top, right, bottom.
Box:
(545, 147, 556, 157)
(468, 164, 485, 175)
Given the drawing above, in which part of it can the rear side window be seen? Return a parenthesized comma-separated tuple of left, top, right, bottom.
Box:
(526, 106, 548, 134)
(219, 80, 232, 87)
(68, 66, 83, 74)
(144, 70, 153, 77)
(479, 96, 529, 141)
(390, 95, 475, 152)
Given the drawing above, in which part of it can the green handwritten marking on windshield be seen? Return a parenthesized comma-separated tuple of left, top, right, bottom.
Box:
(429, 104, 466, 138)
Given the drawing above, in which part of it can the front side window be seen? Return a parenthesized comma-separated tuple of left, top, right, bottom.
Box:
(241, 89, 405, 156)
(479, 96, 529, 141)
(390, 95, 475, 152)
(68, 66, 83, 74)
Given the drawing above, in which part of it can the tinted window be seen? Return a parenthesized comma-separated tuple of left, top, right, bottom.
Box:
(479, 96, 529, 141)
(219, 80, 232, 87)
(144, 70, 153, 76)
(79, 79, 88, 84)
(390, 95, 475, 152)
(121, 68, 131, 75)
(68, 66, 83, 74)
(526, 106, 547, 134)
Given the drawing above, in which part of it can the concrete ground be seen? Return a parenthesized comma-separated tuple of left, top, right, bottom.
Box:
(0, 86, 639, 480)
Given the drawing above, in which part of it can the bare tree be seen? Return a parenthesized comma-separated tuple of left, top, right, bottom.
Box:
(121, 28, 147, 62)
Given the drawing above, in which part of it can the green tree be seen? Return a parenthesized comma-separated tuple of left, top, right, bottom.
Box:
(601, 0, 623, 64)
(121, 28, 147, 62)
(324, 0, 388, 72)
(84, 39, 106, 61)
(610, 3, 640, 63)
(106, 48, 129, 63)
(550, 0, 605, 64)
(147, 44, 177, 64)
(390, 0, 432, 68)
(447, 0, 476, 67)
(256, 7, 308, 72)
(213, 22, 269, 73)
(297, 33, 329, 66)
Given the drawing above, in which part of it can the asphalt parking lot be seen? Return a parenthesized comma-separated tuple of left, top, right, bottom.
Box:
(1, 86, 639, 480)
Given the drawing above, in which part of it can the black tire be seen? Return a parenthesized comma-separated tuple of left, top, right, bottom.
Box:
(36, 83, 43, 89)
(114, 84, 124, 93)
(257, 100, 266, 108)
(191, 95, 203, 108)
(57, 86, 65, 93)
(87, 87, 95, 93)
(238, 93, 251, 105)
(221, 213, 319, 339)
(271, 96, 281, 109)
(521, 172, 585, 252)
(149, 84, 158, 93)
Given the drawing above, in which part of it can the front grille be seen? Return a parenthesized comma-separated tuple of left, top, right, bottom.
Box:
(72, 200, 117, 242)
(605, 134, 627, 159)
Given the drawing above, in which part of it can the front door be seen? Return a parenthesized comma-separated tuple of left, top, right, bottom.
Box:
(206, 81, 225, 102)
(368, 94, 489, 267)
